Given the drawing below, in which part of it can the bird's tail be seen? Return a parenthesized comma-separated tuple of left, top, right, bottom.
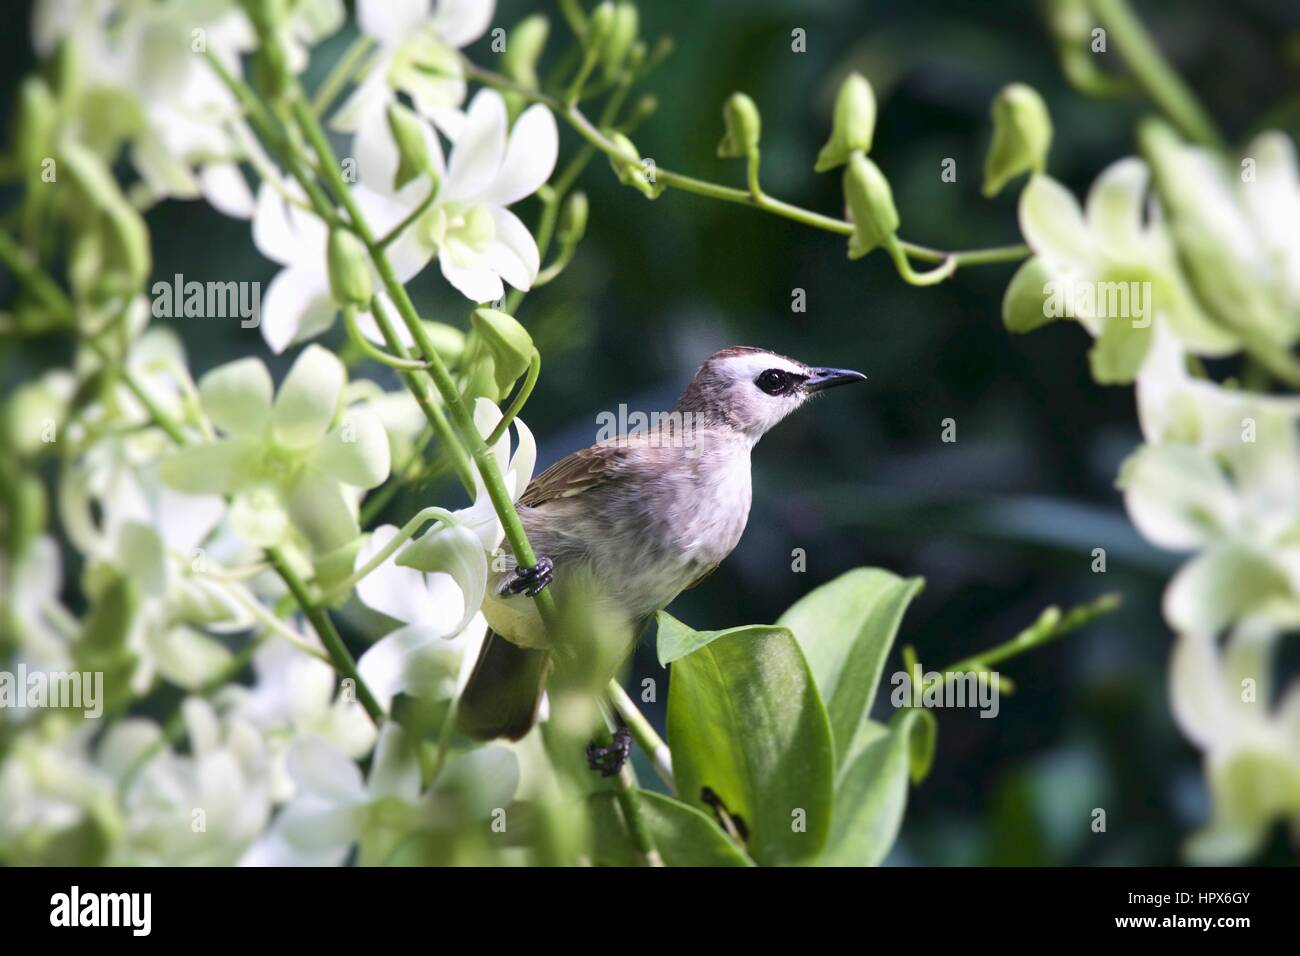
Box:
(456, 629, 552, 741)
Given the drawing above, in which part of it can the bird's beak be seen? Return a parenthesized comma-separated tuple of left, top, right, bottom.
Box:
(803, 367, 867, 393)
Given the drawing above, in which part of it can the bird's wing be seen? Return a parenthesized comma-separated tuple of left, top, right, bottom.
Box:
(518, 441, 632, 507)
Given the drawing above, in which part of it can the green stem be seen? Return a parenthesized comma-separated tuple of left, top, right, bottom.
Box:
(368, 294, 478, 497)
(376, 185, 438, 250)
(597, 701, 663, 866)
(885, 236, 958, 286)
(343, 304, 430, 371)
(607, 679, 674, 792)
(485, 350, 540, 448)
(287, 95, 562, 635)
(266, 544, 385, 724)
(464, 62, 1032, 275)
(311, 34, 374, 116)
(1088, 0, 1223, 148)
(939, 593, 1121, 674)
(0, 230, 75, 323)
(321, 505, 457, 604)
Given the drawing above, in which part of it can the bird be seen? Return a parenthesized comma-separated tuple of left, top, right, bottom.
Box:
(456, 346, 867, 752)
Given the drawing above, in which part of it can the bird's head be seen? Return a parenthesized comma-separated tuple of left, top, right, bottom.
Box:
(674, 346, 867, 439)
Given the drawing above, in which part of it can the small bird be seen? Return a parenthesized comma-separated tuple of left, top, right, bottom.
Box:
(457, 346, 866, 751)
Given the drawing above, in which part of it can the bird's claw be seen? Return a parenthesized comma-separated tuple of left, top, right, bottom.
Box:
(586, 726, 632, 777)
(505, 555, 553, 597)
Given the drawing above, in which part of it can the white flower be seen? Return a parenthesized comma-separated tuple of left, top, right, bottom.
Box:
(217, 639, 376, 800)
(331, 0, 496, 138)
(102, 699, 275, 865)
(1011, 159, 1238, 383)
(356, 89, 558, 303)
(34, 0, 259, 216)
(1170, 622, 1300, 863)
(242, 723, 518, 866)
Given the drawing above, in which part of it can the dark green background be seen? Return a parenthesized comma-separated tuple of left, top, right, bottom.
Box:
(4, 0, 1299, 864)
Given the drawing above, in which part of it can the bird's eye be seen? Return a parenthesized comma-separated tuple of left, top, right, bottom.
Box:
(756, 369, 792, 395)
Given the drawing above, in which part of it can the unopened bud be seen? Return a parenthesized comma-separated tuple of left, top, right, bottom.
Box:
(503, 15, 549, 90)
(607, 132, 662, 199)
(327, 228, 373, 306)
(386, 104, 437, 192)
(843, 152, 899, 259)
(15, 79, 57, 174)
(471, 308, 534, 394)
(717, 93, 762, 159)
(816, 73, 877, 172)
(602, 2, 640, 76)
(60, 138, 150, 290)
(558, 191, 589, 246)
(983, 83, 1053, 197)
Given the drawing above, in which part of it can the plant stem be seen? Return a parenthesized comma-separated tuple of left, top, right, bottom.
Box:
(1089, 0, 1223, 148)
(266, 544, 384, 723)
(321, 505, 456, 604)
(311, 34, 374, 116)
(485, 350, 540, 448)
(597, 701, 663, 866)
(607, 679, 674, 791)
(464, 61, 1032, 275)
(940, 593, 1121, 674)
(287, 95, 563, 637)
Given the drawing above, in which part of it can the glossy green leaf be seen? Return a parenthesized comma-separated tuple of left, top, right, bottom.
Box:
(777, 568, 923, 766)
(820, 707, 933, 866)
(655, 611, 786, 667)
(668, 626, 833, 865)
(588, 791, 754, 867)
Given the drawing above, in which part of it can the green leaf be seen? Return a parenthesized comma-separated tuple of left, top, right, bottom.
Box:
(588, 791, 754, 867)
(819, 708, 933, 866)
(777, 568, 923, 766)
(667, 626, 833, 865)
(655, 611, 787, 667)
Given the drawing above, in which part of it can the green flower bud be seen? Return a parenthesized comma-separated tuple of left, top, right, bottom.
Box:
(587, 3, 616, 50)
(502, 15, 549, 90)
(327, 228, 373, 306)
(843, 152, 899, 259)
(982, 83, 1053, 197)
(717, 92, 762, 159)
(607, 132, 663, 199)
(602, 2, 640, 77)
(558, 191, 589, 246)
(815, 73, 877, 172)
(386, 103, 438, 192)
(471, 308, 535, 394)
(47, 38, 84, 103)
(15, 78, 58, 176)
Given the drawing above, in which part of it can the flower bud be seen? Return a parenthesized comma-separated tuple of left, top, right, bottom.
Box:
(607, 132, 663, 199)
(15, 78, 57, 176)
(503, 15, 549, 90)
(327, 228, 373, 306)
(843, 152, 899, 258)
(587, 3, 616, 50)
(815, 73, 877, 172)
(471, 308, 534, 394)
(557, 191, 589, 246)
(982, 83, 1053, 197)
(602, 2, 640, 76)
(386, 103, 438, 192)
(717, 92, 762, 159)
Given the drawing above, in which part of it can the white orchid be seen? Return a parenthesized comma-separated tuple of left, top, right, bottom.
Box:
(1121, 330, 1300, 636)
(158, 345, 392, 553)
(332, 0, 496, 138)
(242, 723, 518, 866)
(356, 89, 558, 303)
(217, 638, 376, 800)
(1170, 622, 1300, 863)
(1008, 159, 1238, 383)
(102, 699, 275, 866)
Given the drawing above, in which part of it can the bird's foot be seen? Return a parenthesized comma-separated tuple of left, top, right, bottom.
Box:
(504, 555, 554, 597)
(586, 726, 632, 777)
